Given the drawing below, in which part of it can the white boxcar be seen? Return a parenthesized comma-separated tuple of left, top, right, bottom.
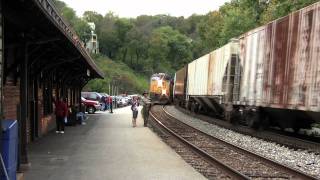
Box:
(239, 26, 267, 106)
(187, 54, 209, 96)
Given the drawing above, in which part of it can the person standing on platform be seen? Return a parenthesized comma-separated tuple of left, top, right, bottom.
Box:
(104, 96, 109, 111)
(108, 96, 113, 113)
(141, 91, 151, 127)
(53, 97, 68, 134)
(101, 95, 106, 111)
(131, 96, 139, 127)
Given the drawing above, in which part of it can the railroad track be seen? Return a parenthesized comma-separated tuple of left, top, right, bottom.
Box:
(149, 105, 318, 180)
(174, 105, 320, 153)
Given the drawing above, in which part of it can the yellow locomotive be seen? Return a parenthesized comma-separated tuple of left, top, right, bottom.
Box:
(149, 73, 171, 104)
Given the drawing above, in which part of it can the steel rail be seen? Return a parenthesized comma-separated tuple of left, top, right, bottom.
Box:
(149, 110, 251, 180)
(162, 106, 318, 180)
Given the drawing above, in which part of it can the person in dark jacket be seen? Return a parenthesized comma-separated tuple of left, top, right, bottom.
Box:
(53, 97, 68, 134)
(141, 92, 151, 127)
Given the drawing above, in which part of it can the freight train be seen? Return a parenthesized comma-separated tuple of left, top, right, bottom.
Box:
(173, 2, 320, 131)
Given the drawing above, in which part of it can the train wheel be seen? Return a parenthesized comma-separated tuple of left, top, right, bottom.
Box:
(230, 110, 240, 125)
(260, 116, 270, 130)
(246, 113, 260, 129)
(293, 126, 301, 133)
(190, 102, 195, 113)
(187, 102, 192, 111)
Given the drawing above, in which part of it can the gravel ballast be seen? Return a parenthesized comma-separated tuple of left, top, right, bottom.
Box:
(165, 106, 320, 178)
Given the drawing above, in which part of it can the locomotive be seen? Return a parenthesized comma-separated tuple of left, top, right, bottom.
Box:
(173, 2, 320, 132)
(149, 73, 171, 104)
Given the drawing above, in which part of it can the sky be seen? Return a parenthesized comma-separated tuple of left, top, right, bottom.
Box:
(61, 0, 230, 18)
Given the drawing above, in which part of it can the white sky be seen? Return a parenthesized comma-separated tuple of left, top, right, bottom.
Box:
(61, 0, 230, 18)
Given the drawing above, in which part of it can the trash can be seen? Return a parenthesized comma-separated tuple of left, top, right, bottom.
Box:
(1, 120, 18, 180)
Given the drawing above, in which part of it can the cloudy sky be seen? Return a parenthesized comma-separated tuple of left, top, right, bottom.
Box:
(61, 0, 230, 18)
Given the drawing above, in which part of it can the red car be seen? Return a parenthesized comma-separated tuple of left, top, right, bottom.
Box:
(81, 97, 101, 114)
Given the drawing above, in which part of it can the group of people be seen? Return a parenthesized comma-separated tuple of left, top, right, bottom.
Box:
(53, 97, 87, 134)
(53, 92, 151, 133)
(101, 95, 113, 113)
(131, 92, 151, 127)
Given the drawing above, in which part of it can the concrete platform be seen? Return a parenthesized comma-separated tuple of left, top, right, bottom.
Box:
(24, 106, 206, 180)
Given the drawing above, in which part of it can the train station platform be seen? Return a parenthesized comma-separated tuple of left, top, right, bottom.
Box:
(24, 106, 205, 180)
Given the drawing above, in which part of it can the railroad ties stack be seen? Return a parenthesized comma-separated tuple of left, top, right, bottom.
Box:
(149, 105, 320, 180)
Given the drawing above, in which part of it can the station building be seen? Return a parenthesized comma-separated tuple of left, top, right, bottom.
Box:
(0, 0, 103, 169)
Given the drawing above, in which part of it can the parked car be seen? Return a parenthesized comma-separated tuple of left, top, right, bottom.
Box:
(81, 97, 101, 114)
(116, 97, 128, 107)
(81, 92, 103, 102)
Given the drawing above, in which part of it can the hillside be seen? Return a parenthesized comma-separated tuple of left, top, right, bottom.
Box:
(83, 54, 149, 94)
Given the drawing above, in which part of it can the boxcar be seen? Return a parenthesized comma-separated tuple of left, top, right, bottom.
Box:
(183, 40, 239, 115)
(237, 2, 320, 130)
(173, 66, 188, 106)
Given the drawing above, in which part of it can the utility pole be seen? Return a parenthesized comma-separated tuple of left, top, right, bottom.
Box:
(112, 84, 114, 109)
(114, 86, 116, 109)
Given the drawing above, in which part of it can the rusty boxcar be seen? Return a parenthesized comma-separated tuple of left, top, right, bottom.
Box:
(173, 2, 320, 131)
(173, 66, 188, 106)
(237, 2, 320, 130)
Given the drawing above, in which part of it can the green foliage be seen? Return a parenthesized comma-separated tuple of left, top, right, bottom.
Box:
(73, 19, 92, 43)
(52, 0, 91, 43)
(147, 26, 192, 75)
(260, 0, 320, 24)
(84, 54, 149, 94)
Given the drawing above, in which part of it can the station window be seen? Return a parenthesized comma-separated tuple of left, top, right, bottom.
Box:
(43, 82, 53, 115)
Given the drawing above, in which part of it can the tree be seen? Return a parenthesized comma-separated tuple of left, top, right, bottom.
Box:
(98, 12, 120, 58)
(197, 11, 224, 52)
(73, 19, 92, 43)
(149, 26, 192, 74)
(83, 11, 103, 34)
(52, 0, 90, 43)
(260, 0, 319, 24)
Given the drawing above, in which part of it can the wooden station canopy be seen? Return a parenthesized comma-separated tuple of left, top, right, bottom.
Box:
(3, 0, 104, 87)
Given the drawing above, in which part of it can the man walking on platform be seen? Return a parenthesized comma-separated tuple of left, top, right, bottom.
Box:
(141, 91, 151, 127)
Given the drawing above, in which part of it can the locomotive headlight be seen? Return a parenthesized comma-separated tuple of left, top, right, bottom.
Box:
(158, 80, 163, 87)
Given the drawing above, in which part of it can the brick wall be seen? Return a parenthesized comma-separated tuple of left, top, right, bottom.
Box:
(4, 81, 68, 142)
(3, 80, 20, 120)
(38, 86, 55, 136)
